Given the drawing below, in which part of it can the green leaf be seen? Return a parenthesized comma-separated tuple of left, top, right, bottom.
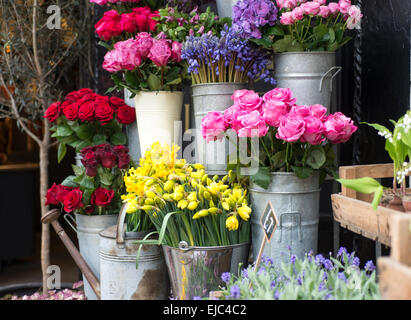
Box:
(111, 132, 127, 146)
(291, 166, 314, 179)
(74, 123, 94, 140)
(93, 134, 107, 145)
(147, 73, 161, 91)
(72, 164, 84, 177)
(125, 71, 140, 89)
(288, 41, 304, 52)
(57, 143, 67, 163)
(75, 140, 92, 152)
(265, 26, 285, 36)
(61, 175, 78, 188)
(250, 37, 273, 49)
(336, 177, 384, 195)
(313, 24, 328, 41)
(371, 186, 384, 210)
(98, 41, 114, 51)
(80, 176, 95, 190)
(56, 124, 73, 137)
(306, 147, 326, 170)
(250, 167, 271, 190)
(273, 36, 293, 53)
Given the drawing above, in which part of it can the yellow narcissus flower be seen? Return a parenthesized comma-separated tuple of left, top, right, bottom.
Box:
(146, 190, 157, 199)
(193, 209, 209, 219)
(173, 192, 184, 202)
(125, 200, 138, 214)
(237, 205, 251, 221)
(208, 207, 221, 215)
(207, 182, 220, 196)
(226, 215, 239, 231)
(193, 164, 205, 170)
(164, 180, 175, 192)
(187, 192, 197, 202)
(142, 205, 153, 212)
(187, 201, 199, 211)
(144, 198, 154, 205)
(222, 201, 230, 211)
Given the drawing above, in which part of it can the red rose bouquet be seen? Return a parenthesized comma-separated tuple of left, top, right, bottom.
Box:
(44, 88, 136, 162)
(46, 143, 132, 215)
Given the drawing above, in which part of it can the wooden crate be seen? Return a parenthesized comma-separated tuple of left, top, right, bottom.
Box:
(331, 163, 404, 246)
(378, 215, 411, 300)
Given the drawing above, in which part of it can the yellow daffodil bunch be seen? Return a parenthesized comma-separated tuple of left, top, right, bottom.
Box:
(121, 142, 251, 248)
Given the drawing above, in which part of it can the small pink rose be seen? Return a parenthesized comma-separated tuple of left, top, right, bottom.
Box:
(263, 88, 296, 106)
(280, 12, 295, 25)
(235, 110, 268, 138)
(313, 0, 327, 5)
(301, 116, 325, 145)
(338, 0, 352, 14)
(310, 104, 328, 120)
(301, 2, 321, 15)
(262, 100, 290, 128)
(289, 105, 312, 118)
(292, 7, 304, 21)
(232, 90, 263, 112)
(171, 41, 182, 62)
(328, 3, 340, 15)
(201, 112, 227, 142)
(323, 112, 358, 144)
(318, 5, 331, 18)
(223, 104, 242, 127)
(346, 5, 362, 30)
(135, 32, 153, 58)
(276, 114, 306, 143)
(148, 39, 171, 67)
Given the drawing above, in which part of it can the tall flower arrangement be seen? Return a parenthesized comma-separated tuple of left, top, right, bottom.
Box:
(181, 26, 276, 85)
(44, 88, 136, 162)
(232, 0, 363, 52)
(122, 142, 251, 247)
(201, 88, 357, 188)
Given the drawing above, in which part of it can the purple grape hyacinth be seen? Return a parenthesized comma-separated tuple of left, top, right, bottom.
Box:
(232, 0, 278, 39)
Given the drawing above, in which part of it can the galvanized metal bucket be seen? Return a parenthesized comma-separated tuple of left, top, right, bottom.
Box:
(274, 52, 341, 111)
(216, 0, 237, 18)
(192, 83, 247, 176)
(249, 172, 321, 269)
(99, 207, 169, 300)
(64, 213, 118, 300)
(162, 241, 235, 300)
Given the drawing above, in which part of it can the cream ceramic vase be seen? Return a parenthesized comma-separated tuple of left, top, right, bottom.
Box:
(134, 91, 183, 154)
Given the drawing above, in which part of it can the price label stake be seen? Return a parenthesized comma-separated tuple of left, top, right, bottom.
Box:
(254, 201, 279, 272)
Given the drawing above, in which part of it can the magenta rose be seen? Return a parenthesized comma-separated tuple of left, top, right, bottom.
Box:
(148, 39, 171, 67)
(276, 114, 306, 142)
(324, 112, 358, 144)
(262, 99, 290, 128)
(201, 112, 227, 142)
(235, 110, 268, 138)
(338, 0, 352, 14)
(103, 50, 123, 73)
(44, 102, 61, 123)
(135, 32, 153, 58)
(301, 116, 325, 145)
(223, 104, 242, 127)
(114, 39, 142, 70)
(232, 89, 263, 112)
(95, 10, 122, 41)
(310, 104, 328, 120)
(263, 88, 296, 106)
(171, 41, 182, 62)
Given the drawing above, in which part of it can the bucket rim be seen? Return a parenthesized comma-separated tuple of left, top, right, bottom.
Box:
(162, 241, 250, 251)
(274, 51, 336, 56)
(191, 82, 248, 88)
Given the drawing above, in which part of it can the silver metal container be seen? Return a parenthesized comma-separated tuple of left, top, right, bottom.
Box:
(162, 242, 235, 300)
(99, 225, 169, 300)
(64, 213, 118, 300)
(216, 0, 237, 18)
(192, 83, 247, 175)
(274, 52, 341, 111)
(124, 89, 141, 163)
(229, 242, 251, 276)
(249, 172, 321, 269)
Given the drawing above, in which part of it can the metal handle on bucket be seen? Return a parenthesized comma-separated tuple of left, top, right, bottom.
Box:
(279, 212, 303, 243)
(116, 203, 128, 249)
(319, 66, 342, 92)
(64, 213, 78, 233)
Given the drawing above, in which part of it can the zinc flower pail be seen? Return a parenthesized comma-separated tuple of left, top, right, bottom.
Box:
(192, 83, 247, 175)
(249, 172, 321, 269)
(162, 242, 237, 300)
(64, 213, 118, 300)
(99, 207, 169, 300)
(134, 91, 183, 155)
(216, 0, 238, 18)
(274, 52, 341, 112)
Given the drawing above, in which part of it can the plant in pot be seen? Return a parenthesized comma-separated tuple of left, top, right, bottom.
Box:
(44, 88, 136, 165)
(337, 111, 411, 213)
(95, 4, 189, 155)
(182, 24, 276, 174)
(45, 143, 133, 300)
(122, 142, 252, 299)
(201, 87, 357, 268)
(232, 0, 363, 110)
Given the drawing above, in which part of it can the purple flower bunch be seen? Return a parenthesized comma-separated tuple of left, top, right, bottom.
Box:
(182, 25, 276, 85)
(166, 0, 205, 13)
(232, 0, 278, 39)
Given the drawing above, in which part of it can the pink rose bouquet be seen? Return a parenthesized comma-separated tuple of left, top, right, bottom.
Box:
(201, 87, 358, 188)
(232, 0, 363, 53)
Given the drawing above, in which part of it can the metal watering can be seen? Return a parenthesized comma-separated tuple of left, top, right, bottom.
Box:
(42, 205, 169, 300)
